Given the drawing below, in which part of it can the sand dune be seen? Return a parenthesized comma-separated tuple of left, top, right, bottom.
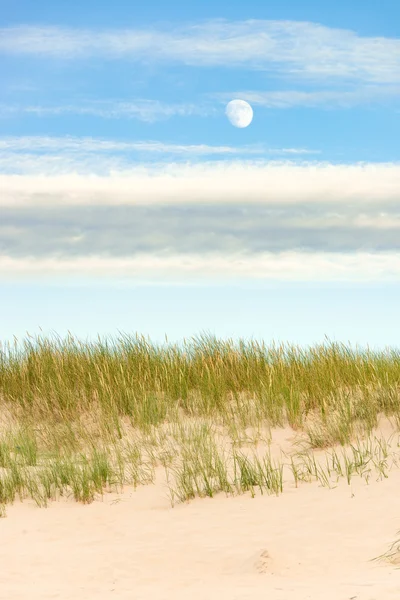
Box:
(2, 423, 400, 600)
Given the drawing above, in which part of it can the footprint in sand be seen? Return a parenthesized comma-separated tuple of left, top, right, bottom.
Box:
(254, 549, 273, 574)
(238, 549, 275, 575)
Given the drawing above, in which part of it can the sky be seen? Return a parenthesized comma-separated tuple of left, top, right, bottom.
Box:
(1, 0, 400, 358)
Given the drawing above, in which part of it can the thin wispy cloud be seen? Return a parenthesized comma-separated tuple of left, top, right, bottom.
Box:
(1, 20, 400, 83)
(1, 252, 399, 285)
(0, 136, 320, 175)
(0, 135, 317, 155)
(2, 86, 398, 119)
(213, 86, 400, 109)
(0, 100, 216, 123)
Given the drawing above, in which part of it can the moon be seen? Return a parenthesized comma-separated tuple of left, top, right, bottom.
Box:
(225, 99, 253, 128)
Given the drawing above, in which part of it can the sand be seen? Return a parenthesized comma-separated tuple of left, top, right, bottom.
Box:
(2, 424, 400, 600)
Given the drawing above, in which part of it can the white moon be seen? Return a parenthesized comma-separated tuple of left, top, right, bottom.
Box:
(225, 99, 253, 128)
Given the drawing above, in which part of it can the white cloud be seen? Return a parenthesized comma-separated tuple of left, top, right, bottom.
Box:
(1, 159, 399, 284)
(213, 86, 400, 109)
(0, 137, 319, 176)
(0, 252, 399, 284)
(1, 20, 400, 83)
(0, 136, 320, 177)
(0, 135, 317, 156)
(0, 100, 216, 123)
(1, 160, 399, 207)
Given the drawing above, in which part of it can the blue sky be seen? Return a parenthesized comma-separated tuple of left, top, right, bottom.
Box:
(1, 0, 399, 356)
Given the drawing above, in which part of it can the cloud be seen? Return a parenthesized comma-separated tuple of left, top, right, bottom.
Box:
(0, 135, 317, 156)
(0, 100, 216, 123)
(0, 136, 320, 176)
(3, 85, 399, 120)
(2, 160, 399, 207)
(0, 159, 400, 285)
(1, 199, 399, 258)
(1, 20, 400, 83)
(0, 252, 399, 285)
(213, 86, 400, 109)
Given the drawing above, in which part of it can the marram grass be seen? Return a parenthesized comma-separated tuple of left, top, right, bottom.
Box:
(0, 330, 400, 519)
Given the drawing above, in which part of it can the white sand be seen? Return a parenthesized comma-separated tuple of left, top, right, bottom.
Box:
(2, 425, 400, 600)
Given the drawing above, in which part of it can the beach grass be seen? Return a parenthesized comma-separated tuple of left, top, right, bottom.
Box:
(1, 330, 400, 519)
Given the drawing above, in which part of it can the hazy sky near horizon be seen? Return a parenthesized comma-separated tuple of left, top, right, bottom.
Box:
(1, 0, 399, 354)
